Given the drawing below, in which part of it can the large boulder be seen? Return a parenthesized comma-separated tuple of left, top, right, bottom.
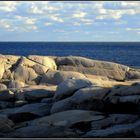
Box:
(13, 65, 38, 84)
(84, 123, 136, 137)
(23, 87, 55, 101)
(19, 57, 48, 75)
(33, 64, 48, 75)
(54, 79, 93, 101)
(51, 86, 110, 113)
(56, 56, 129, 81)
(29, 110, 105, 127)
(28, 55, 57, 70)
(6, 125, 78, 138)
(104, 83, 140, 105)
(40, 70, 86, 85)
(0, 103, 52, 123)
(91, 114, 139, 130)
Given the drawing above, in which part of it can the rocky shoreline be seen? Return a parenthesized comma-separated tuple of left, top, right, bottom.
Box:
(0, 54, 140, 138)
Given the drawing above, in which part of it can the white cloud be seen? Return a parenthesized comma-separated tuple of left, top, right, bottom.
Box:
(15, 16, 37, 25)
(126, 28, 140, 31)
(0, 2, 18, 12)
(50, 15, 64, 23)
(29, 1, 60, 15)
(0, 19, 12, 29)
(73, 11, 87, 18)
(44, 22, 53, 26)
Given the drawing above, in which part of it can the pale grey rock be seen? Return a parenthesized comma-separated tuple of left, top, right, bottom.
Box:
(29, 110, 105, 128)
(33, 64, 48, 75)
(51, 86, 110, 113)
(40, 70, 86, 85)
(54, 79, 93, 101)
(56, 56, 129, 81)
(23, 88, 54, 101)
(28, 55, 57, 70)
(13, 65, 38, 84)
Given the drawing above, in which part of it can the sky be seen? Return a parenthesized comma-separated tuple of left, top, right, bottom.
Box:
(0, 1, 140, 42)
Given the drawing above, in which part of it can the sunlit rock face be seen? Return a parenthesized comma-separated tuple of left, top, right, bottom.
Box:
(0, 55, 140, 138)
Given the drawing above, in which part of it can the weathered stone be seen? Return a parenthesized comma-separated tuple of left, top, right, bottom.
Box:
(33, 64, 48, 75)
(13, 65, 38, 84)
(28, 55, 57, 70)
(9, 103, 52, 122)
(84, 123, 135, 137)
(23, 87, 55, 101)
(91, 114, 139, 130)
(56, 56, 129, 81)
(6, 125, 78, 138)
(51, 86, 110, 113)
(29, 110, 105, 128)
(54, 79, 93, 101)
(40, 70, 86, 85)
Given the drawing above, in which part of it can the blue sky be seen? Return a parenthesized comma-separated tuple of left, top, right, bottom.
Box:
(0, 1, 140, 41)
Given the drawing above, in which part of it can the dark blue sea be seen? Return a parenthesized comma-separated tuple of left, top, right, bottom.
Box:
(0, 42, 140, 67)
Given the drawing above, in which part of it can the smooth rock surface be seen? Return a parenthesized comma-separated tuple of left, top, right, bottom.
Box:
(54, 79, 93, 101)
(40, 70, 86, 85)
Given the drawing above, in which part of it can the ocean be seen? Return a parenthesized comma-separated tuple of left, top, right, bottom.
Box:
(0, 42, 140, 67)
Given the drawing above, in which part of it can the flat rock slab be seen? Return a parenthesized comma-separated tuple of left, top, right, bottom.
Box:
(28, 110, 105, 127)
(5, 125, 78, 138)
(23, 88, 55, 101)
(0, 103, 52, 123)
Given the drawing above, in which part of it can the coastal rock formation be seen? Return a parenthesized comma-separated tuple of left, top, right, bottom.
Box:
(1, 55, 140, 138)
(56, 56, 129, 81)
